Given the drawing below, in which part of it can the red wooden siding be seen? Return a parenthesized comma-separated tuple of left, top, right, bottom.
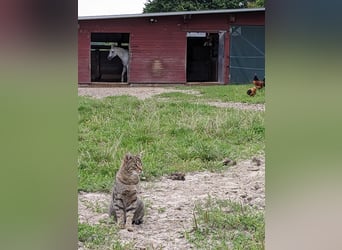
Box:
(129, 16, 187, 83)
(78, 28, 90, 83)
(78, 11, 264, 84)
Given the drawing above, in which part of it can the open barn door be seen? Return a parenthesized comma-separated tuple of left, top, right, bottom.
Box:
(90, 33, 129, 82)
(229, 26, 265, 84)
(186, 32, 219, 83)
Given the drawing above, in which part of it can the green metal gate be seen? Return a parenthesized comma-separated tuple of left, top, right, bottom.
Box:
(229, 25, 265, 84)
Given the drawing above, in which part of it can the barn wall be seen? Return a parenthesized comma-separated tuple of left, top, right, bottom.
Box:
(78, 28, 91, 83)
(79, 17, 187, 83)
(78, 11, 264, 84)
(129, 16, 187, 83)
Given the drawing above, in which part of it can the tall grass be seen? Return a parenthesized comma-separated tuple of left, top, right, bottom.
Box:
(188, 197, 265, 249)
(78, 222, 132, 249)
(78, 90, 264, 192)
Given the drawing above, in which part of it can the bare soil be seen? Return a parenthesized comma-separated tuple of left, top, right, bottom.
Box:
(78, 87, 199, 100)
(78, 87, 265, 249)
(78, 157, 264, 249)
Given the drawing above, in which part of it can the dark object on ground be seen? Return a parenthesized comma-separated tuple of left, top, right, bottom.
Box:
(167, 172, 185, 181)
(251, 157, 262, 166)
(222, 158, 237, 166)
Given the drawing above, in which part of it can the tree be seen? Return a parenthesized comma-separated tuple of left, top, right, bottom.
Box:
(247, 0, 265, 8)
(143, 0, 252, 13)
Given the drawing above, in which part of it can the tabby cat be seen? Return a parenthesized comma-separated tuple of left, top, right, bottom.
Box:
(109, 152, 144, 231)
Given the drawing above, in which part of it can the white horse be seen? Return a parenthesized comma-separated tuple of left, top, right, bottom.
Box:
(107, 45, 129, 82)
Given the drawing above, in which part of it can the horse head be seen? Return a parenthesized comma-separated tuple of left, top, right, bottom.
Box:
(107, 45, 117, 60)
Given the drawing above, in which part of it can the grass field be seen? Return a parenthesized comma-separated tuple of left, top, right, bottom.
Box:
(173, 85, 265, 103)
(78, 85, 265, 249)
(78, 222, 131, 249)
(188, 197, 265, 249)
(78, 85, 265, 192)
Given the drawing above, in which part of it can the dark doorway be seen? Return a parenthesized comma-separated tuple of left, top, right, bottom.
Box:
(90, 33, 129, 82)
(186, 32, 219, 82)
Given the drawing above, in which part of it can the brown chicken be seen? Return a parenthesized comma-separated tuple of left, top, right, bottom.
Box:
(247, 87, 257, 97)
(253, 74, 265, 89)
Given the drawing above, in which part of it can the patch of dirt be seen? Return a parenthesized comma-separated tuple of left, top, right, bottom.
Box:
(78, 87, 265, 111)
(78, 87, 200, 100)
(205, 101, 265, 112)
(78, 155, 265, 249)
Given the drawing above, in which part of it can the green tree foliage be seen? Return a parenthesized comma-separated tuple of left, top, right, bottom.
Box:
(143, 0, 264, 13)
(248, 0, 265, 8)
(143, 0, 245, 13)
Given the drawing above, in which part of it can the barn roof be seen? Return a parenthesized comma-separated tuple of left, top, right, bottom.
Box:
(78, 8, 265, 20)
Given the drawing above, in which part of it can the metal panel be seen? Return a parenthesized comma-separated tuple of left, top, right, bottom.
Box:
(78, 8, 265, 20)
(187, 32, 206, 37)
(217, 31, 226, 83)
(229, 25, 265, 84)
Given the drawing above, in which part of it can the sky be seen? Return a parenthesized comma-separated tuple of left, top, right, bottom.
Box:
(78, 0, 147, 16)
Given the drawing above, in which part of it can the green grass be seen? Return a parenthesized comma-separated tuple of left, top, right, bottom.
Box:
(156, 85, 265, 103)
(78, 222, 132, 249)
(78, 85, 265, 249)
(188, 197, 265, 250)
(78, 86, 265, 192)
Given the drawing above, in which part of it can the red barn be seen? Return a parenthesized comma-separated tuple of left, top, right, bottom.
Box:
(78, 8, 265, 85)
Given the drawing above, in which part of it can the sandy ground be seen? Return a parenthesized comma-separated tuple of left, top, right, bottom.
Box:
(78, 87, 265, 249)
(78, 156, 265, 249)
(78, 87, 199, 100)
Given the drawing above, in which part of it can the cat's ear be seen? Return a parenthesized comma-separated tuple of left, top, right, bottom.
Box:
(125, 153, 132, 161)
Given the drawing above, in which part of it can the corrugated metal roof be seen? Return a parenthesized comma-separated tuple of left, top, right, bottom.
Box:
(78, 8, 265, 20)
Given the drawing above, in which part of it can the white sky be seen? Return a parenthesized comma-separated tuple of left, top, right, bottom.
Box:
(78, 0, 147, 16)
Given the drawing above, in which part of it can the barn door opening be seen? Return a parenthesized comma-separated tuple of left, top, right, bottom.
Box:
(90, 33, 129, 82)
(186, 32, 219, 82)
(229, 26, 265, 84)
